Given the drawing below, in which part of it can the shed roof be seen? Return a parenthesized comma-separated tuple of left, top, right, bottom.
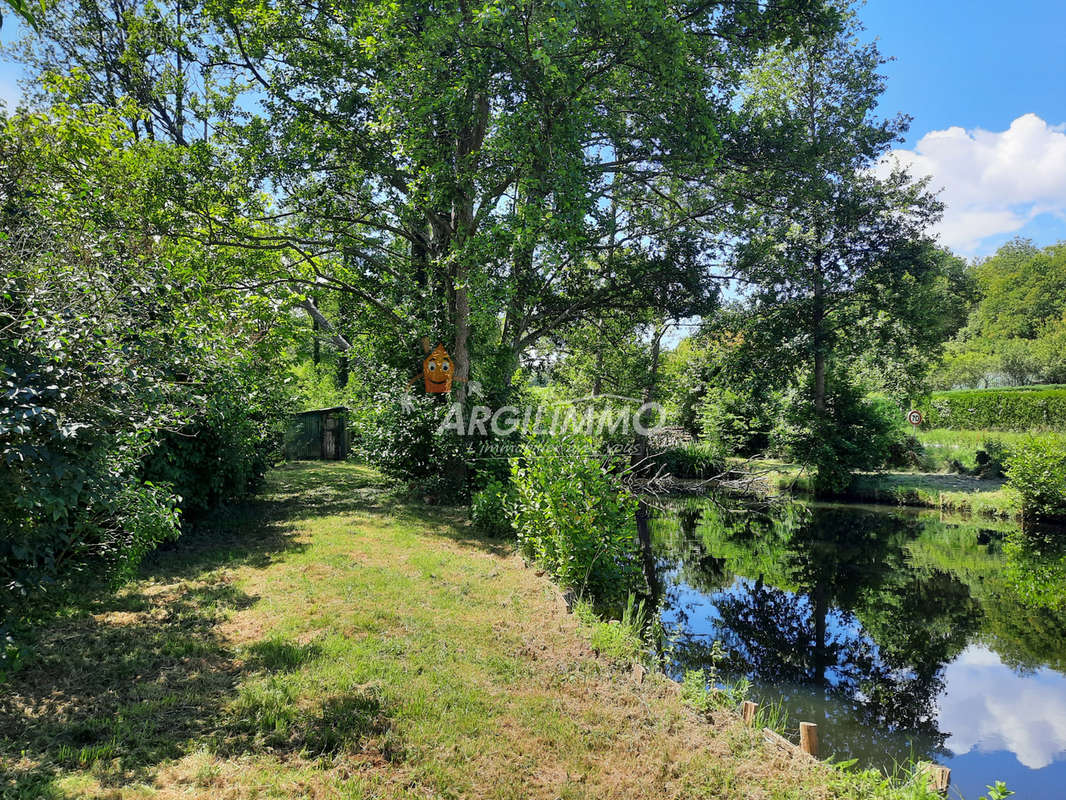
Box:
(294, 406, 348, 416)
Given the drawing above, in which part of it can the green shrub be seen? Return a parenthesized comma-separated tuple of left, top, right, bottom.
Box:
(920, 387, 1066, 432)
(510, 435, 643, 610)
(1005, 438, 1066, 520)
(356, 388, 470, 502)
(974, 439, 1011, 479)
(696, 385, 778, 456)
(647, 441, 725, 479)
(470, 477, 514, 537)
(772, 378, 907, 494)
(680, 668, 717, 714)
(141, 390, 283, 517)
(0, 107, 293, 680)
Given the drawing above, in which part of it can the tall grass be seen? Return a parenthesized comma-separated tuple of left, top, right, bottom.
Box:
(574, 593, 648, 665)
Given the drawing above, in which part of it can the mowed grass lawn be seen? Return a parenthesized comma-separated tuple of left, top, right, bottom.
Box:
(2, 463, 928, 800)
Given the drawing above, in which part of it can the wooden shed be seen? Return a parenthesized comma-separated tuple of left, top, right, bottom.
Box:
(283, 406, 349, 461)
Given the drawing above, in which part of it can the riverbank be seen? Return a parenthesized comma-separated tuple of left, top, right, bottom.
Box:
(737, 458, 1018, 519)
(2, 462, 938, 800)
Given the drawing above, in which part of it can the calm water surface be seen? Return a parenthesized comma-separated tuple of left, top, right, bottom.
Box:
(651, 499, 1066, 800)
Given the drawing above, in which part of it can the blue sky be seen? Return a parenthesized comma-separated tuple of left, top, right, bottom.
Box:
(860, 1, 1066, 256)
(860, 1, 1066, 149)
(2, 2, 1064, 258)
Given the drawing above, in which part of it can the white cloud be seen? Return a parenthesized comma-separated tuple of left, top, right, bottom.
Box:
(939, 645, 1066, 770)
(877, 114, 1066, 253)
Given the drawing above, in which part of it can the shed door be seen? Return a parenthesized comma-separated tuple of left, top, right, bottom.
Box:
(323, 414, 338, 460)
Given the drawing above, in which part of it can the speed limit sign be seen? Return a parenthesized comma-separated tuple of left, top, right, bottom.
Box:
(907, 409, 923, 427)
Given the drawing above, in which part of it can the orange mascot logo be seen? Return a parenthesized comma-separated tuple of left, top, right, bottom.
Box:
(421, 343, 454, 393)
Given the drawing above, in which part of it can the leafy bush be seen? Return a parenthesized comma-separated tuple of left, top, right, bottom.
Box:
(697, 388, 748, 453)
(510, 435, 643, 610)
(885, 433, 925, 470)
(355, 388, 470, 502)
(696, 385, 778, 456)
(974, 439, 1011, 480)
(647, 441, 725, 479)
(470, 477, 514, 537)
(0, 104, 293, 676)
(920, 387, 1066, 432)
(772, 379, 907, 494)
(142, 388, 284, 517)
(1005, 438, 1066, 520)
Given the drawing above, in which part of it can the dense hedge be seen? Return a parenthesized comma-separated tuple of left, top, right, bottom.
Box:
(920, 387, 1066, 431)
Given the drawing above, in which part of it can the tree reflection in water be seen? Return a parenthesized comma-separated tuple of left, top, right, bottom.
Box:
(653, 501, 1005, 766)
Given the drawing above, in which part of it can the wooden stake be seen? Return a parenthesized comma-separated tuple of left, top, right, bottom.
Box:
(920, 762, 951, 794)
(799, 722, 819, 758)
(741, 701, 758, 725)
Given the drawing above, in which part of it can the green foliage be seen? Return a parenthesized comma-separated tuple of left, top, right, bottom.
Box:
(932, 240, 1066, 389)
(680, 668, 717, 714)
(979, 781, 1015, 800)
(575, 594, 647, 665)
(921, 387, 1066, 431)
(0, 103, 293, 672)
(510, 435, 642, 610)
(0, 0, 42, 29)
(974, 439, 1011, 479)
(1005, 438, 1066, 520)
(773, 377, 908, 494)
(470, 477, 514, 538)
(355, 388, 470, 502)
(141, 391, 283, 517)
(696, 386, 771, 456)
(647, 442, 725, 479)
(677, 641, 758, 717)
(972, 240, 1066, 340)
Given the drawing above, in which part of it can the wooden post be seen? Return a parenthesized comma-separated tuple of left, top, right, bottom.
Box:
(799, 722, 819, 758)
(920, 763, 951, 794)
(741, 701, 758, 725)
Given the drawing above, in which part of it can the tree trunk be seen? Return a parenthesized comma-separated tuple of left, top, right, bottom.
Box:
(633, 324, 667, 465)
(299, 299, 352, 352)
(812, 258, 826, 414)
(592, 317, 605, 396)
(452, 265, 471, 403)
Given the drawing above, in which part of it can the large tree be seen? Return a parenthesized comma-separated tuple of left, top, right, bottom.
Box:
(185, 0, 838, 399)
(718, 6, 941, 414)
(7, 0, 224, 144)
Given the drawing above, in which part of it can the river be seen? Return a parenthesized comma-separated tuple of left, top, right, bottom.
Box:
(651, 498, 1066, 800)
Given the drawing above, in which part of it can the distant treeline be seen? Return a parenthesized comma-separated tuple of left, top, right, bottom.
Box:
(933, 239, 1066, 389)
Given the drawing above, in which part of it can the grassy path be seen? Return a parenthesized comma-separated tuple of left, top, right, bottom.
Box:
(3, 463, 928, 799)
